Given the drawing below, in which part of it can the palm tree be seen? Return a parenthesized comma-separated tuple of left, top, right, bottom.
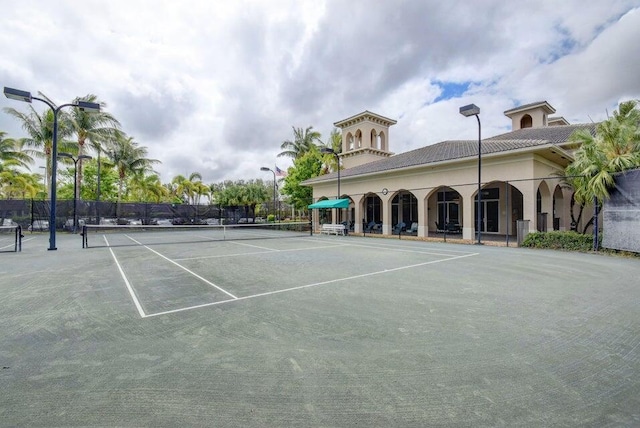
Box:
(0, 169, 39, 199)
(566, 100, 640, 235)
(129, 172, 168, 203)
(3, 95, 76, 196)
(320, 127, 342, 174)
(278, 126, 322, 159)
(171, 172, 205, 204)
(109, 133, 160, 205)
(68, 94, 121, 200)
(567, 100, 640, 203)
(0, 131, 32, 169)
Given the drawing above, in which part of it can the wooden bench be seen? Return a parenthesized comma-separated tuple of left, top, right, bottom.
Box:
(320, 223, 346, 235)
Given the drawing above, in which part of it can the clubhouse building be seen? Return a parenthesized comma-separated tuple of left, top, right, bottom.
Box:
(303, 101, 596, 241)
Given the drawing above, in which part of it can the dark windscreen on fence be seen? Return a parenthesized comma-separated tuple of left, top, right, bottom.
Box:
(603, 168, 640, 253)
(0, 199, 287, 231)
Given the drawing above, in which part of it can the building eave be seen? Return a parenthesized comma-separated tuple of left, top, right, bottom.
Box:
(333, 110, 398, 128)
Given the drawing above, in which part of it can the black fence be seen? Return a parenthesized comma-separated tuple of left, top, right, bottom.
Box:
(0, 199, 280, 230)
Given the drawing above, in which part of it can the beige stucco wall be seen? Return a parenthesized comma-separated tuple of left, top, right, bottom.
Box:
(509, 106, 549, 129)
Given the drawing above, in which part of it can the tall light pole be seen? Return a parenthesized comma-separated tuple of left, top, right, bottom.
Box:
(320, 147, 340, 199)
(459, 103, 482, 245)
(58, 153, 92, 233)
(260, 167, 276, 221)
(4, 87, 100, 250)
(95, 144, 103, 226)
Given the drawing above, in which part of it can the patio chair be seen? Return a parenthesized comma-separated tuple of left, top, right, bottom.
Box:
(364, 221, 376, 232)
(446, 222, 462, 233)
(435, 221, 446, 233)
(407, 222, 418, 234)
(392, 222, 406, 234)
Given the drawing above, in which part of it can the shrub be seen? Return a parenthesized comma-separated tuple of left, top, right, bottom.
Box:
(267, 214, 275, 222)
(521, 231, 599, 251)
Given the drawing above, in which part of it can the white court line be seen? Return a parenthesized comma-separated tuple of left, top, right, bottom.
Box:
(175, 243, 348, 261)
(105, 236, 146, 318)
(125, 234, 238, 300)
(305, 236, 475, 254)
(144, 252, 479, 318)
(0, 243, 15, 250)
(297, 236, 474, 258)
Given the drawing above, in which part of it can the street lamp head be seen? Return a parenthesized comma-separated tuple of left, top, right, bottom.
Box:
(76, 100, 101, 113)
(57, 152, 73, 159)
(3, 87, 32, 103)
(459, 103, 480, 117)
(320, 147, 335, 155)
(79, 155, 93, 161)
(260, 167, 271, 172)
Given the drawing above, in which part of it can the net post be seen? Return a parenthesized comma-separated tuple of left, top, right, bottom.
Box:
(82, 225, 87, 248)
(16, 225, 23, 252)
(309, 219, 313, 236)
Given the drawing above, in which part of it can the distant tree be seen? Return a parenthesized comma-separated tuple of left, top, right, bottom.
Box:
(171, 172, 206, 204)
(0, 131, 32, 170)
(109, 133, 160, 205)
(281, 150, 323, 211)
(3, 98, 76, 195)
(211, 180, 270, 220)
(68, 94, 121, 200)
(278, 126, 322, 159)
(320, 128, 342, 174)
(128, 172, 169, 203)
(0, 169, 40, 199)
(78, 158, 118, 201)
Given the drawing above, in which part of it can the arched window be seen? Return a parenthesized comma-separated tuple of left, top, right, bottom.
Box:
(379, 131, 386, 151)
(521, 114, 533, 128)
(347, 133, 354, 150)
(355, 130, 362, 148)
(371, 130, 378, 149)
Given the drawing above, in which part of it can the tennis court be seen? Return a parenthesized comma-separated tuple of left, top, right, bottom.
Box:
(2, 231, 639, 426)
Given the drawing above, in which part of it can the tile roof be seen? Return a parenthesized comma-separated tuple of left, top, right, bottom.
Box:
(503, 101, 555, 115)
(304, 123, 597, 183)
(486, 123, 596, 143)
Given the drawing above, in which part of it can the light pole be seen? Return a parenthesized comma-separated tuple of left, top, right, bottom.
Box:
(320, 147, 341, 199)
(4, 87, 101, 249)
(459, 103, 482, 245)
(260, 167, 277, 221)
(95, 144, 103, 225)
(58, 153, 92, 233)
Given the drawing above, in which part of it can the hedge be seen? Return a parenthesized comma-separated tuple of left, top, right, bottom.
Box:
(521, 231, 599, 251)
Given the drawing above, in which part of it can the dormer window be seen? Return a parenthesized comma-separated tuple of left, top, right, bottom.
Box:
(520, 114, 533, 128)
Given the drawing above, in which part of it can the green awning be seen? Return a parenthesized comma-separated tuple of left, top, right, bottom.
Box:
(308, 198, 350, 209)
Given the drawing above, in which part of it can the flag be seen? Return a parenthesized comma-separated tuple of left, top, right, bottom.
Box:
(275, 166, 287, 177)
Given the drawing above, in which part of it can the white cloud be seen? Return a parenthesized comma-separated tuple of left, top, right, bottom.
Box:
(1, 0, 639, 182)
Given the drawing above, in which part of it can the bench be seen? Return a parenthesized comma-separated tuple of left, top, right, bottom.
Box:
(320, 223, 346, 235)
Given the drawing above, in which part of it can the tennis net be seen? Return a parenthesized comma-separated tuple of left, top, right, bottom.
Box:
(82, 221, 312, 248)
(0, 225, 23, 252)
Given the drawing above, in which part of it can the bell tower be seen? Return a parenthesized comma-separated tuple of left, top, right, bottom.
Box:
(333, 110, 396, 169)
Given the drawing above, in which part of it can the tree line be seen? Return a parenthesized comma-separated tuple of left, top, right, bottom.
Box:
(0, 92, 339, 215)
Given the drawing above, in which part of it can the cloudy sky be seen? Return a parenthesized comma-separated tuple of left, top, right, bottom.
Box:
(1, 0, 639, 184)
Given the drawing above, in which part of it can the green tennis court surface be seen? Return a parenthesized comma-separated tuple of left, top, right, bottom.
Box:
(2, 233, 639, 426)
